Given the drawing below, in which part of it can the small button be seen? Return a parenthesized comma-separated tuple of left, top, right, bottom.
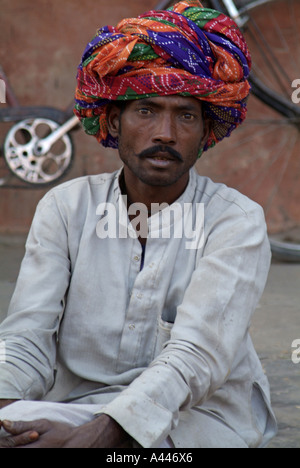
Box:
(136, 293, 143, 299)
(128, 324, 135, 330)
(133, 255, 140, 262)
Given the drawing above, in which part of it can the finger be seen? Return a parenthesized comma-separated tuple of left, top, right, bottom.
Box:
(2, 420, 27, 435)
(0, 431, 39, 448)
(2, 420, 39, 436)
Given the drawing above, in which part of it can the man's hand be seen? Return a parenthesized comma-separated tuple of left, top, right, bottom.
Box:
(0, 420, 40, 447)
(0, 414, 132, 448)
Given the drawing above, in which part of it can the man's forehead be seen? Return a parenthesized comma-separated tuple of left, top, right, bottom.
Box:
(133, 95, 203, 111)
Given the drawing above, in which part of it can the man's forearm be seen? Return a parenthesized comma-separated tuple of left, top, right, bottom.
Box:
(0, 400, 18, 410)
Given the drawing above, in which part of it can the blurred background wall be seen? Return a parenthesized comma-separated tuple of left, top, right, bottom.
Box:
(0, 0, 299, 234)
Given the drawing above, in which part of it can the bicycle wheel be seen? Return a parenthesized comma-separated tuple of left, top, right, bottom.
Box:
(194, 0, 300, 261)
(269, 232, 300, 262)
(3, 118, 73, 186)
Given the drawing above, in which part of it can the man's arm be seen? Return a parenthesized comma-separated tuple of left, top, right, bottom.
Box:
(0, 192, 71, 400)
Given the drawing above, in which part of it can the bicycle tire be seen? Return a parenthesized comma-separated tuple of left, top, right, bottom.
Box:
(249, 72, 300, 120)
(269, 238, 300, 263)
(0, 106, 68, 124)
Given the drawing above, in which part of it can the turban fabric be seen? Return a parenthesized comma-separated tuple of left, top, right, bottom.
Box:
(74, 0, 251, 152)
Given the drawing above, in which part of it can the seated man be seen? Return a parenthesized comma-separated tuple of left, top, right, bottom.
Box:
(0, 0, 277, 448)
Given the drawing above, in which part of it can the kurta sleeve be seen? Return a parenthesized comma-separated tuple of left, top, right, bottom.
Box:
(0, 192, 71, 400)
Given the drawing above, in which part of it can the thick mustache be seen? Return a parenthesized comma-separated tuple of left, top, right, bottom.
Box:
(138, 146, 183, 162)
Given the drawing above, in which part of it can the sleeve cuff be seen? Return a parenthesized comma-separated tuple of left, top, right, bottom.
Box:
(96, 389, 174, 448)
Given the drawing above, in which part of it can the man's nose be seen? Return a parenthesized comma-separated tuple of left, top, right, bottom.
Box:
(152, 114, 177, 145)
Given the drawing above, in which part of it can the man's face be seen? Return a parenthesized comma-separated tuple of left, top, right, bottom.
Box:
(108, 95, 208, 188)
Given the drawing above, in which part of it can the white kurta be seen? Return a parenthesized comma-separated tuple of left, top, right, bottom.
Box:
(0, 168, 277, 447)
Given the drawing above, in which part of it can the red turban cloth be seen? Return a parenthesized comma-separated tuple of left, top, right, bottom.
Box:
(75, 0, 251, 153)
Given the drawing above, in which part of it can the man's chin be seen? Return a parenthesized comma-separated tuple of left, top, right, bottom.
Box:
(136, 171, 183, 187)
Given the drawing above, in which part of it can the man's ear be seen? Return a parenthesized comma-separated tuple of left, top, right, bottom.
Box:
(106, 103, 122, 139)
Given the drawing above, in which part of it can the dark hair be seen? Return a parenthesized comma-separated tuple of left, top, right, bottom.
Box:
(111, 100, 128, 115)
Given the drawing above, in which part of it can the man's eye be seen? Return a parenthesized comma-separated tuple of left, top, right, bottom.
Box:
(138, 108, 152, 116)
(182, 113, 195, 121)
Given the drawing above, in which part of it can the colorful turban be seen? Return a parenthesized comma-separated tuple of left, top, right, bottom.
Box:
(74, 0, 251, 152)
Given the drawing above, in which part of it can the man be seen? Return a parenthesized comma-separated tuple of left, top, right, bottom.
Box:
(0, 0, 277, 448)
